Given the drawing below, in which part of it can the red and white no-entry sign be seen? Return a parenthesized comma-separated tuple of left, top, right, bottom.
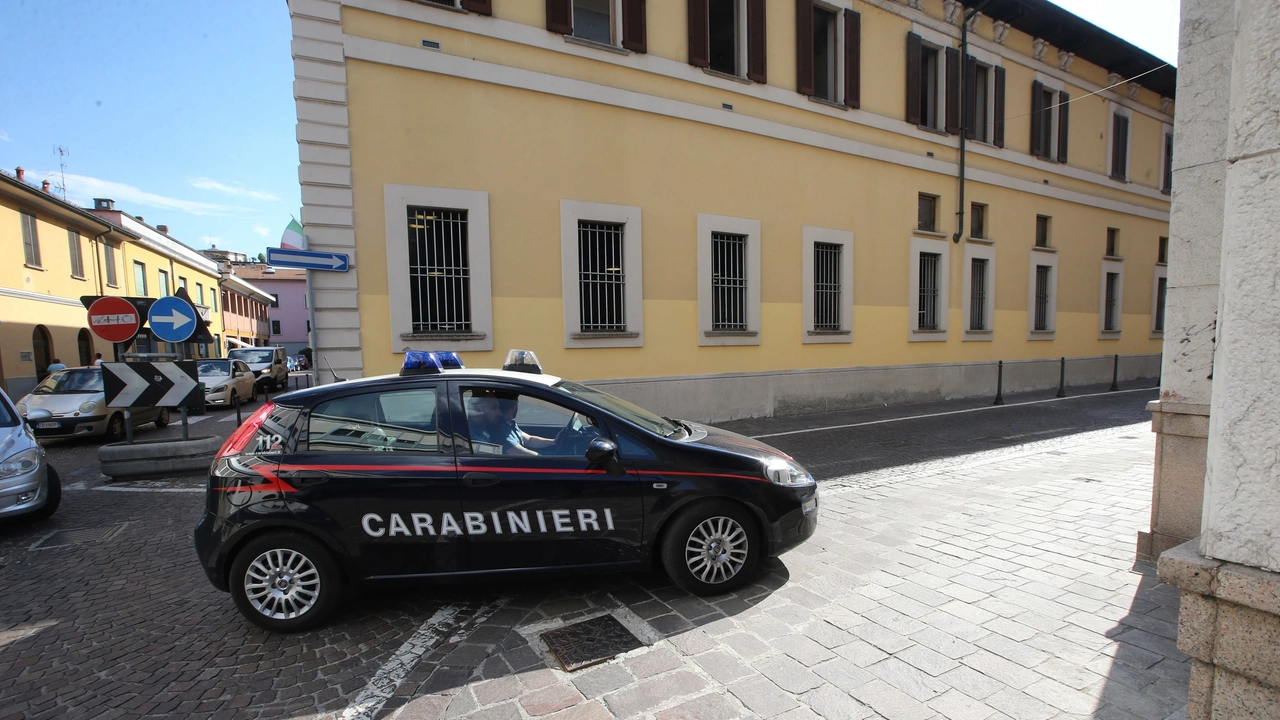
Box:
(87, 296, 141, 344)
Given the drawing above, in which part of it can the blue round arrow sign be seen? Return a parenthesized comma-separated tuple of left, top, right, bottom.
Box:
(147, 296, 197, 343)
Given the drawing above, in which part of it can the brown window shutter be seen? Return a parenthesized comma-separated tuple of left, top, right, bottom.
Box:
(546, 0, 572, 35)
(905, 32, 922, 125)
(623, 0, 647, 53)
(944, 46, 960, 134)
(462, 0, 492, 15)
(1112, 114, 1129, 179)
(992, 65, 1006, 147)
(1056, 91, 1069, 163)
(687, 0, 709, 67)
(796, 0, 814, 96)
(963, 55, 977, 139)
(1030, 80, 1045, 158)
(843, 9, 861, 108)
(747, 0, 767, 83)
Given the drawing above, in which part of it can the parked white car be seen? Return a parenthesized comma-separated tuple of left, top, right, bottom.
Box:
(0, 387, 59, 521)
(226, 347, 289, 393)
(15, 367, 169, 442)
(198, 359, 258, 406)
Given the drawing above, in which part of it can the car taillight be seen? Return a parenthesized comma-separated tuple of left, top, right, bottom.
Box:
(216, 402, 274, 458)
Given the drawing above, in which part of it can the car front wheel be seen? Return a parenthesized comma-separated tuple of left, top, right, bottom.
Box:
(229, 532, 343, 632)
(154, 407, 170, 428)
(661, 500, 760, 596)
(105, 413, 125, 442)
(29, 465, 61, 521)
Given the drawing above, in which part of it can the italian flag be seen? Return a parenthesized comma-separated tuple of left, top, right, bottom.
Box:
(280, 218, 304, 250)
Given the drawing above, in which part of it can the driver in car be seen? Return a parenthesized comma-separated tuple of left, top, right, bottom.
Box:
(471, 393, 561, 456)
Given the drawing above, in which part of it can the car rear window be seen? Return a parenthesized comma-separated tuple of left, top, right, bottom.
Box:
(307, 388, 442, 454)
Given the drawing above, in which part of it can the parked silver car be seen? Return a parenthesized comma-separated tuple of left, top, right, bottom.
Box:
(15, 367, 169, 441)
(0, 387, 59, 521)
(199, 359, 257, 406)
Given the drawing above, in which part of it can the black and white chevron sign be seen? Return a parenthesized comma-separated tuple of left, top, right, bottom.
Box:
(102, 361, 200, 409)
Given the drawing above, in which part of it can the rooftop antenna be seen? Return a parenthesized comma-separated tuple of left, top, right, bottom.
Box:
(53, 145, 69, 201)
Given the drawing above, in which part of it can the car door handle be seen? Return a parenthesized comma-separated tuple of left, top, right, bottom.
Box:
(463, 472, 501, 487)
(281, 470, 329, 486)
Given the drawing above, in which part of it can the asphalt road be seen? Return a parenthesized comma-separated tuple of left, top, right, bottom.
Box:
(0, 382, 1160, 719)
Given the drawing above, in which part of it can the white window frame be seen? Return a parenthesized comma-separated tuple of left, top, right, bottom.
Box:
(912, 24, 952, 132)
(571, 0, 624, 48)
(909, 235, 950, 341)
(1107, 101, 1133, 183)
(561, 200, 643, 348)
(1151, 264, 1168, 338)
(967, 45, 1002, 146)
(384, 184, 494, 353)
(697, 214, 761, 346)
(802, 226, 854, 344)
(1027, 248, 1058, 339)
(1098, 258, 1125, 338)
(962, 242, 995, 340)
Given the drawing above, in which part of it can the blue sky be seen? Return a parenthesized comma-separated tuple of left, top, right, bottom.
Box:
(0, 1, 1178, 259)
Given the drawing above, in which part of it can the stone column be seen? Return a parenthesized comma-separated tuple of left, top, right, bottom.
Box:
(1159, 1, 1280, 717)
(1138, 0, 1235, 561)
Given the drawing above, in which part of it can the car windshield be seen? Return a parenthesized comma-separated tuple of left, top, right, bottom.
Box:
(32, 369, 104, 394)
(199, 361, 232, 377)
(228, 349, 275, 364)
(554, 380, 681, 438)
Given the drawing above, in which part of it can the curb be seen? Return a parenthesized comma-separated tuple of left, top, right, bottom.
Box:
(98, 435, 223, 480)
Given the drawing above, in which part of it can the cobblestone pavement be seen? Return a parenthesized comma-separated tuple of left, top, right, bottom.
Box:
(0, 386, 1186, 720)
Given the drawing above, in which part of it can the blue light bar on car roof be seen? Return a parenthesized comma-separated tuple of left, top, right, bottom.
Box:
(401, 351, 464, 376)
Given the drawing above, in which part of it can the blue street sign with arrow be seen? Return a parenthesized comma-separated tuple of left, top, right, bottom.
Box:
(148, 296, 197, 343)
(266, 247, 349, 272)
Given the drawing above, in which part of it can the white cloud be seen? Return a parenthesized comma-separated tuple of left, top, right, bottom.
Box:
(0, 129, 10, 142)
(36, 170, 245, 216)
(253, 224, 271, 237)
(188, 177, 278, 201)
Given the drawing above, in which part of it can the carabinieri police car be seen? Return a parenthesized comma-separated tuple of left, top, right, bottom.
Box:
(194, 350, 818, 631)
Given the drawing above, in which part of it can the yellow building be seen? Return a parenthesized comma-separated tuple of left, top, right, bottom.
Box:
(288, 0, 1174, 420)
(0, 172, 224, 397)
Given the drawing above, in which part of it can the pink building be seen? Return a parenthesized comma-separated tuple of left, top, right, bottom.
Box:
(233, 266, 309, 355)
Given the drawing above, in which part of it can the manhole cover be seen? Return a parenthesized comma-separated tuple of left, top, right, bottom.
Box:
(32, 525, 126, 550)
(540, 614, 644, 671)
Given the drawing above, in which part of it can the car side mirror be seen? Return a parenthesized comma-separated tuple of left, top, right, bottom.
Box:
(584, 437, 624, 476)
(25, 408, 52, 424)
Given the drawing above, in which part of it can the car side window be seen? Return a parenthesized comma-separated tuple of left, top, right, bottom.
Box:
(461, 388, 600, 458)
(307, 387, 443, 454)
(613, 428, 657, 462)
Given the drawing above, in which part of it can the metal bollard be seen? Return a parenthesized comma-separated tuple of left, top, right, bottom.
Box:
(994, 360, 1005, 406)
(181, 407, 189, 441)
(1056, 357, 1067, 398)
(235, 394, 243, 427)
(124, 409, 133, 444)
(1109, 354, 1120, 392)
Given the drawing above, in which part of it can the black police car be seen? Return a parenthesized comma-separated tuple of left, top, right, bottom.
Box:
(195, 350, 818, 631)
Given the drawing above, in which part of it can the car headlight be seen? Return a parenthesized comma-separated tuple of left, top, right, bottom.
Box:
(15, 401, 28, 415)
(79, 400, 98, 414)
(0, 447, 43, 479)
(210, 385, 227, 393)
(764, 457, 815, 487)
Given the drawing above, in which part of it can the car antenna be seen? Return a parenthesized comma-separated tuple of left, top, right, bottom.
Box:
(323, 355, 346, 383)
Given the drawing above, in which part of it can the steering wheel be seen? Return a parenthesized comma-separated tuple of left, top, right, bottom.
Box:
(552, 413, 599, 456)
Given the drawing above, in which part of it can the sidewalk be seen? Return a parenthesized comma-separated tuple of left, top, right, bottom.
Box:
(375, 421, 1189, 720)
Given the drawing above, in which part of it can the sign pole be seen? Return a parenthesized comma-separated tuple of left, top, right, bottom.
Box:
(181, 407, 189, 441)
(124, 410, 133, 445)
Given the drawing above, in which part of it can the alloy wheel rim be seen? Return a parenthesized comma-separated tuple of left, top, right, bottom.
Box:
(685, 516, 748, 584)
(244, 549, 321, 619)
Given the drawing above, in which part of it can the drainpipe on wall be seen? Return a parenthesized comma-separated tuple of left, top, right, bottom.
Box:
(92, 232, 107, 296)
(954, 1, 992, 244)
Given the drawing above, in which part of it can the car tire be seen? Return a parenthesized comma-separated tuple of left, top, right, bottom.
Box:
(229, 390, 238, 408)
(229, 532, 344, 632)
(249, 384, 257, 403)
(661, 500, 760, 596)
(29, 466, 61, 521)
(154, 407, 170, 428)
(105, 413, 126, 442)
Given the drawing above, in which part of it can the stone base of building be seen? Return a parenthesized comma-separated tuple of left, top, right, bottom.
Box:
(1138, 402, 1211, 562)
(1158, 539, 1280, 719)
(591, 353, 1161, 424)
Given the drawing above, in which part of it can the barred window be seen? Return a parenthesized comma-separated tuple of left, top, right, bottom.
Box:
(969, 258, 987, 331)
(578, 221, 626, 332)
(1154, 277, 1168, 332)
(813, 242, 842, 331)
(1034, 265, 1052, 331)
(918, 252, 940, 330)
(711, 232, 747, 331)
(68, 229, 84, 278)
(21, 211, 41, 267)
(408, 207, 471, 333)
(1104, 272, 1120, 331)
